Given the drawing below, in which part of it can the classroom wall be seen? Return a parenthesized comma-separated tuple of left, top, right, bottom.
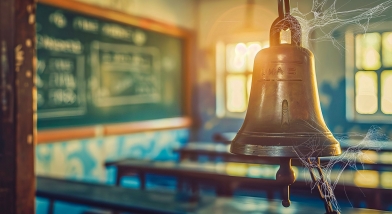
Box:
(35, 0, 196, 181)
(75, 0, 197, 29)
(193, 0, 392, 141)
(313, 0, 392, 137)
(36, 129, 189, 182)
(35, 1, 392, 212)
(36, 129, 189, 214)
(35, 1, 196, 212)
(35, 0, 392, 183)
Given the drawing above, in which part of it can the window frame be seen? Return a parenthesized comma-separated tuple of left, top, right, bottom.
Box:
(215, 32, 269, 118)
(345, 24, 392, 123)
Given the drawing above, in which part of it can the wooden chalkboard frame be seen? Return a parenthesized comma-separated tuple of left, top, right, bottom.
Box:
(36, 0, 193, 144)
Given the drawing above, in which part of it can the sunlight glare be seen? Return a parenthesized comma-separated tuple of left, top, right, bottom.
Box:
(381, 70, 392, 114)
(355, 71, 378, 114)
(226, 75, 247, 112)
(354, 170, 379, 188)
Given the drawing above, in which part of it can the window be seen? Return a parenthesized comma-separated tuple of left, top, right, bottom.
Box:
(346, 29, 392, 122)
(216, 41, 269, 117)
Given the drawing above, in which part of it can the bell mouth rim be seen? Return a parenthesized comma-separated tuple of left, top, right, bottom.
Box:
(237, 131, 335, 137)
(230, 143, 342, 158)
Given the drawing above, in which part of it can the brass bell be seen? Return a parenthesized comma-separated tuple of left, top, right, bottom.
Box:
(230, 12, 341, 159)
(229, 0, 341, 210)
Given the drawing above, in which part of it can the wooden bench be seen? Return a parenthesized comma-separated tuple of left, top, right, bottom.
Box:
(105, 159, 392, 210)
(36, 176, 213, 214)
(36, 176, 391, 214)
(199, 196, 392, 214)
(174, 142, 392, 169)
(212, 132, 392, 152)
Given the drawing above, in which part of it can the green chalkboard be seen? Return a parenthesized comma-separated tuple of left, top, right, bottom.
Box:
(36, 3, 186, 129)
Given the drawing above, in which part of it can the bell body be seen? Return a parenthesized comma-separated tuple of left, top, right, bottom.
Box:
(230, 45, 341, 157)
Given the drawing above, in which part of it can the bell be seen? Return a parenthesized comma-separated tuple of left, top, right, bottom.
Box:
(230, 13, 341, 159)
(229, 1, 342, 211)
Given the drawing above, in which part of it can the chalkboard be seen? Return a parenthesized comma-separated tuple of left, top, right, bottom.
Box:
(36, 2, 188, 130)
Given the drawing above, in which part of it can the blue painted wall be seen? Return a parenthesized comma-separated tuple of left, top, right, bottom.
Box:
(35, 128, 189, 213)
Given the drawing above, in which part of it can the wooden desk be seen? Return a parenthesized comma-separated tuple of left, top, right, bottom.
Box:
(36, 176, 212, 214)
(200, 196, 392, 214)
(106, 159, 277, 195)
(213, 132, 392, 152)
(212, 133, 234, 144)
(106, 159, 392, 210)
(174, 142, 281, 164)
(36, 176, 392, 214)
(174, 142, 392, 168)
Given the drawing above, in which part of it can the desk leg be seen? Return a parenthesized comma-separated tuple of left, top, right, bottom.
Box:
(177, 177, 184, 192)
(267, 190, 274, 201)
(191, 182, 199, 195)
(115, 168, 123, 186)
(48, 199, 54, 214)
(217, 182, 235, 196)
(190, 181, 200, 202)
(353, 197, 361, 208)
(368, 190, 382, 210)
(140, 172, 146, 190)
(179, 153, 186, 162)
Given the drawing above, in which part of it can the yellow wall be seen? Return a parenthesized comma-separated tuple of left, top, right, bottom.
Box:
(75, 0, 197, 29)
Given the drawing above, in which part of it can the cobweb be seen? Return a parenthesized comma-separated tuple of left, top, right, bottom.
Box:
(273, 1, 392, 211)
(294, 125, 389, 212)
(278, 0, 392, 49)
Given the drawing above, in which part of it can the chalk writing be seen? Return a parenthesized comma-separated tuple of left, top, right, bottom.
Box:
(101, 52, 151, 70)
(37, 34, 82, 54)
(49, 11, 67, 28)
(73, 17, 99, 33)
(90, 41, 160, 106)
(48, 89, 77, 105)
(133, 30, 147, 46)
(37, 55, 86, 118)
(49, 72, 76, 88)
(102, 24, 132, 40)
(48, 58, 73, 72)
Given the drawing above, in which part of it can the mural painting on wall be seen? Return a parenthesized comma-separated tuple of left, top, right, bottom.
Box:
(35, 129, 189, 183)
